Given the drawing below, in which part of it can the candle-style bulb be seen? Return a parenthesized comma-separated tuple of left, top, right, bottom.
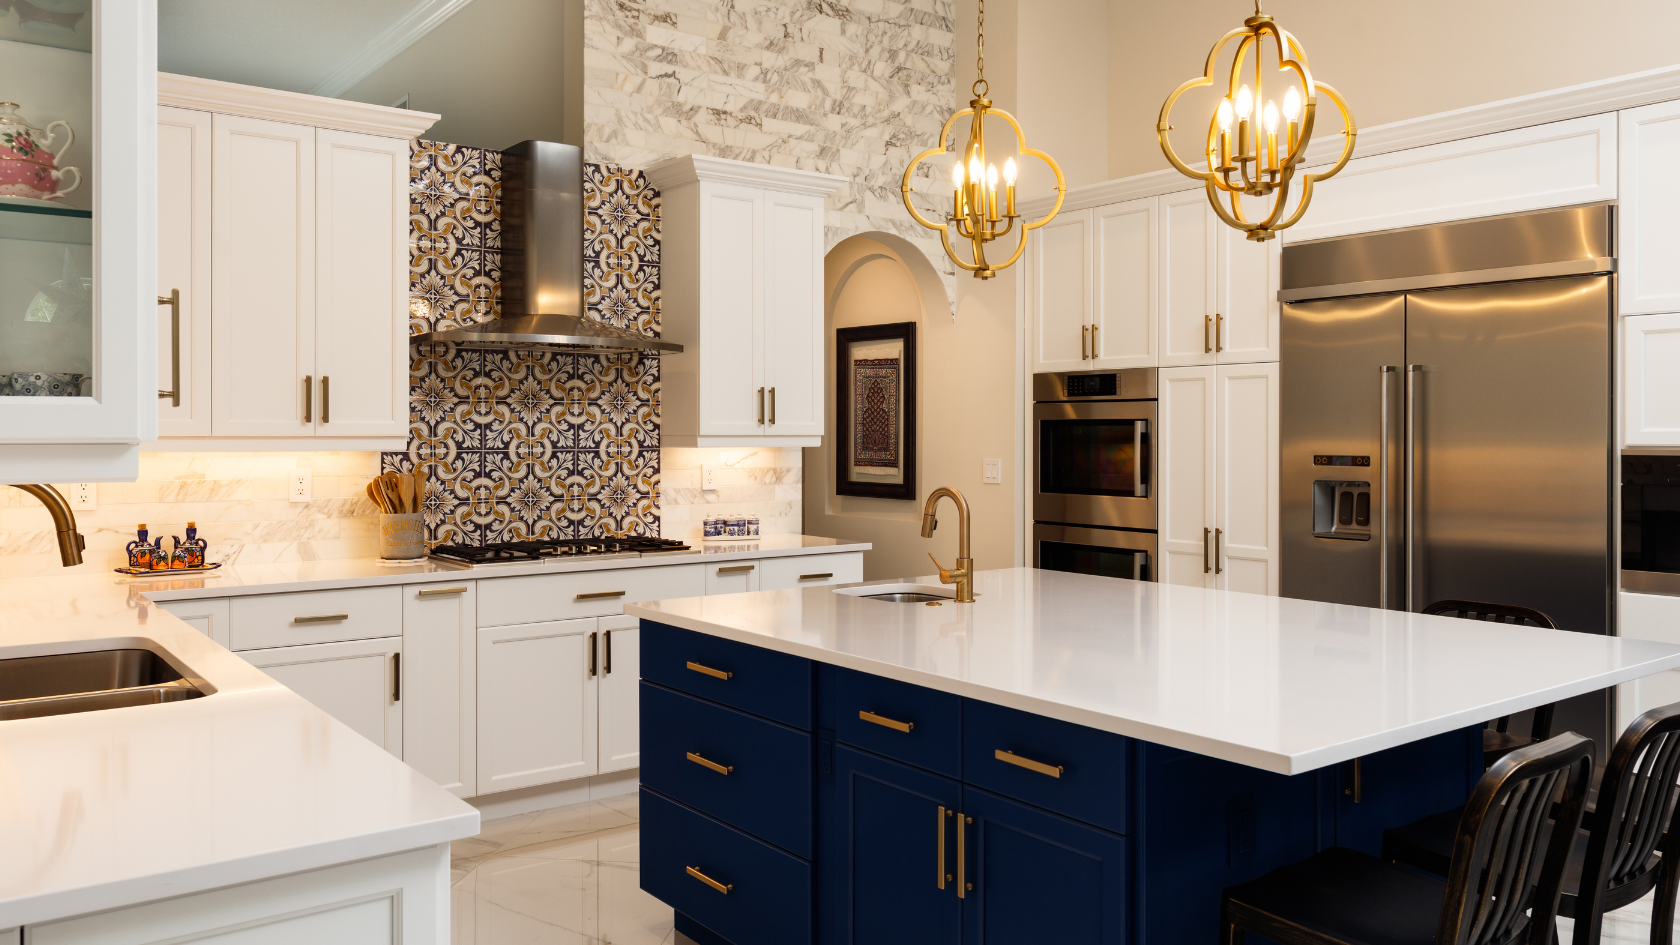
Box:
(1282, 86, 1301, 122)
(1217, 97, 1234, 131)
(1003, 157, 1017, 185)
(1264, 100, 1280, 133)
(968, 156, 983, 184)
(986, 164, 999, 189)
(953, 162, 965, 186)
(1234, 84, 1254, 120)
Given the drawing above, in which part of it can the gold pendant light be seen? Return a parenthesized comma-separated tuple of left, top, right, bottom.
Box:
(900, 0, 1064, 279)
(1157, 1, 1356, 241)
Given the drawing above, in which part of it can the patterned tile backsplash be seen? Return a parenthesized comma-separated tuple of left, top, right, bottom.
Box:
(385, 141, 664, 546)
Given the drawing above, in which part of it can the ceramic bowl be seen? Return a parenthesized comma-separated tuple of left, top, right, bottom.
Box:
(8, 372, 88, 396)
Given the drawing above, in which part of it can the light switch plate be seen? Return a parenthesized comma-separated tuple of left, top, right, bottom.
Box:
(69, 483, 96, 510)
(288, 470, 312, 503)
(983, 459, 1002, 484)
(702, 465, 717, 490)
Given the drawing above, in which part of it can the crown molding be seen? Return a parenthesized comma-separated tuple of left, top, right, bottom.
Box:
(1025, 63, 1680, 218)
(644, 153, 848, 196)
(310, 0, 474, 99)
(158, 72, 441, 139)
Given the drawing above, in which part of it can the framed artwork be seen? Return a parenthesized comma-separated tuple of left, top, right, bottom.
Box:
(836, 322, 916, 500)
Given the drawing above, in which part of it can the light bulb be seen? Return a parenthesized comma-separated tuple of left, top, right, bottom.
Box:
(1003, 157, 1017, 185)
(1264, 100, 1279, 133)
(968, 156, 983, 184)
(953, 163, 965, 186)
(1283, 86, 1301, 122)
(986, 164, 998, 189)
(1216, 97, 1234, 131)
(1234, 85, 1253, 120)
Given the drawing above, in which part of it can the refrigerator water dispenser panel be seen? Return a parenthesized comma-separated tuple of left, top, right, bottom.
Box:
(1313, 480, 1371, 540)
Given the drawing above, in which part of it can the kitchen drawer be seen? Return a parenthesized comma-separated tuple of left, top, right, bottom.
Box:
(962, 699, 1129, 835)
(642, 788, 811, 945)
(832, 666, 961, 779)
(477, 563, 705, 626)
(758, 552, 864, 590)
(641, 681, 813, 857)
(641, 620, 813, 730)
(704, 558, 761, 595)
(228, 586, 402, 651)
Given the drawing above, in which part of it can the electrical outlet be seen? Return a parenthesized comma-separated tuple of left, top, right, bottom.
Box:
(69, 483, 96, 510)
(288, 470, 312, 503)
(983, 459, 1003, 484)
(702, 464, 717, 490)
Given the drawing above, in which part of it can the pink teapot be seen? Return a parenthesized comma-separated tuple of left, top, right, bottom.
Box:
(0, 102, 80, 201)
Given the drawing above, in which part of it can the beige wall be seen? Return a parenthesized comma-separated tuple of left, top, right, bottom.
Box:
(1108, 0, 1680, 180)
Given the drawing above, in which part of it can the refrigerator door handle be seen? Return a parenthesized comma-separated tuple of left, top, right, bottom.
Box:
(1380, 366, 1396, 609)
(1406, 365, 1423, 612)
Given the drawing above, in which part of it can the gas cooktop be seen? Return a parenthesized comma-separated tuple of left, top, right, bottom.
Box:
(428, 537, 694, 568)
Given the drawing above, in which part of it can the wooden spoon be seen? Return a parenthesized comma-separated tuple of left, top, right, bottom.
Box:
(398, 472, 415, 514)
(366, 481, 386, 513)
(413, 466, 427, 513)
(381, 472, 403, 513)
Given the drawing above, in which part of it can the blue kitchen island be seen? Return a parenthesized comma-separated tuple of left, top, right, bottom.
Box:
(625, 569, 1680, 945)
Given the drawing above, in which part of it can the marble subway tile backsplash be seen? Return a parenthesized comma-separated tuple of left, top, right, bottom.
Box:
(660, 447, 803, 545)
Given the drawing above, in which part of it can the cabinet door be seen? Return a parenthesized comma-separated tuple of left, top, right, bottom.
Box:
(698, 181, 765, 438)
(1091, 199, 1157, 369)
(211, 114, 316, 436)
(156, 106, 213, 436)
(477, 617, 599, 793)
(762, 190, 825, 437)
(1028, 208, 1093, 373)
(1216, 362, 1279, 595)
(1216, 225, 1279, 363)
(401, 583, 475, 797)
(1159, 190, 1217, 367)
(243, 637, 401, 755)
(1619, 101, 1680, 316)
(314, 130, 409, 437)
(157, 597, 229, 649)
(705, 559, 761, 595)
(1158, 366, 1217, 587)
(598, 615, 640, 774)
(1624, 312, 1680, 447)
(960, 786, 1127, 945)
(821, 746, 961, 945)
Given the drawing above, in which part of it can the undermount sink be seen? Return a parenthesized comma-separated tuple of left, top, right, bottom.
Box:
(0, 648, 208, 721)
(833, 583, 957, 604)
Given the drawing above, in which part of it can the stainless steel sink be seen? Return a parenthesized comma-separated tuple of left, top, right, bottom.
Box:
(862, 592, 951, 603)
(0, 649, 207, 721)
(833, 583, 958, 604)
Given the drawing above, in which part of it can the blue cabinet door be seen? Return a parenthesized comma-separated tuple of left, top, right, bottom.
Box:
(820, 745, 962, 945)
(1326, 726, 1478, 856)
(959, 785, 1127, 945)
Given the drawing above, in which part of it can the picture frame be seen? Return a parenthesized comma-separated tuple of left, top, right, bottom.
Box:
(835, 322, 916, 500)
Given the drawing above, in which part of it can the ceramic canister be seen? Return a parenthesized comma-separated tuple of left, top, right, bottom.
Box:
(0, 102, 80, 201)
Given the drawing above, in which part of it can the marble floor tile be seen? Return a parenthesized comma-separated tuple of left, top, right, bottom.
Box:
(1555, 887, 1675, 944)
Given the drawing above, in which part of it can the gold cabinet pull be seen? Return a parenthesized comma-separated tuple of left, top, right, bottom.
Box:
(575, 590, 625, 601)
(157, 290, 181, 405)
(995, 749, 1064, 778)
(1081, 324, 1089, 360)
(957, 814, 970, 897)
(686, 865, 733, 894)
(292, 613, 349, 624)
(321, 375, 330, 423)
(799, 572, 833, 581)
(687, 751, 733, 775)
(1214, 527, 1224, 575)
(757, 387, 765, 424)
(1091, 323, 1099, 357)
(417, 586, 468, 597)
(859, 710, 913, 733)
(687, 661, 732, 680)
(769, 386, 776, 425)
(937, 806, 950, 889)
(1216, 313, 1224, 352)
(391, 652, 401, 702)
(303, 374, 312, 422)
(717, 565, 755, 574)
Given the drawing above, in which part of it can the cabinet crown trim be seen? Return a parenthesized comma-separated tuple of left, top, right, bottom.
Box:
(644, 153, 847, 196)
(158, 72, 440, 138)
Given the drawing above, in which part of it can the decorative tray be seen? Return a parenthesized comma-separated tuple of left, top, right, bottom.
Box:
(114, 562, 223, 576)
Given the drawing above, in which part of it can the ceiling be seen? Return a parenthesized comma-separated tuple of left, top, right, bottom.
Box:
(157, 0, 470, 98)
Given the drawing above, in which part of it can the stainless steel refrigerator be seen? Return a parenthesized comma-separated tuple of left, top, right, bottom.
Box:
(1280, 203, 1617, 746)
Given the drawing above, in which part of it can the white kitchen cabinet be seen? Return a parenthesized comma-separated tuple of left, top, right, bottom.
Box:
(1619, 590, 1680, 730)
(477, 617, 598, 794)
(156, 105, 213, 437)
(242, 637, 403, 756)
(156, 597, 229, 648)
(1092, 198, 1159, 368)
(401, 583, 476, 798)
(1027, 208, 1093, 373)
(1623, 312, 1680, 447)
(705, 559, 761, 595)
(1620, 101, 1680, 316)
(1159, 190, 1219, 367)
(648, 154, 845, 447)
(758, 551, 865, 589)
(597, 614, 640, 774)
(1215, 224, 1280, 364)
(1158, 363, 1279, 593)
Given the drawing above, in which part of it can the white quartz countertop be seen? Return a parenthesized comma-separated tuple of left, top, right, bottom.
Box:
(627, 568, 1680, 776)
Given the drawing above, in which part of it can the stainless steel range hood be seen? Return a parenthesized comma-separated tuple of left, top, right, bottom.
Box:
(411, 140, 680, 354)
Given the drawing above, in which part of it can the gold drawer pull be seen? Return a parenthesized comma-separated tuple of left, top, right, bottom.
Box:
(687, 865, 733, 895)
(860, 710, 914, 733)
(717, 565, 755, 574)
(995, 749, 1064, 778)
(417, 586, 468, 597)
(292, 614, 349, 624)
(576, 590, 626, 601)
(687, 661, 732, 680)
(799, 572, 833, 581)
(687, 751, 733, 775)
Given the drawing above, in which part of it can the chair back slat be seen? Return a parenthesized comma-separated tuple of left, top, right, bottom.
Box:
(1439, 732, 1595, 945)
(1608, 730, 1680, 883)
(1421, 599, 1557, 629)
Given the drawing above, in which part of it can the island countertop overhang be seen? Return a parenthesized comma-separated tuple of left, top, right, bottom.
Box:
(626, 568, 1680, 775)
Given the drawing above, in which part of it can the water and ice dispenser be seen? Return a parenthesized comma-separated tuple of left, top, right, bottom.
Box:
(1311, 455, 1371, 540)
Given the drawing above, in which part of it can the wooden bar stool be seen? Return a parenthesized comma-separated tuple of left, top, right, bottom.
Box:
(1420, 599, 1560, 768)
(1220, 732, 1594, 945)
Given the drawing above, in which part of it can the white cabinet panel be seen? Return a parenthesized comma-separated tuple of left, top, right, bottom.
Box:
(1159, 191, 1217, 367)
(1028, 208, 1092, 373)
(1216, 363, 1279, 595)
(1623, 313, 1680, 447)
(699, 182, 764, 439)
(763, 191, 825, 436)
(1216, 227, 1279, 364)
(758, 551, 865, 589)
(1618, 591, 1680, 730)
(210, 114, 315, 437)
(477, 617, 598, 794)
(243, 637, 402, 756)
(598, 614, 640, 774)
(228, 585, 402, 650)
(1092, 199, 1156, 369)
(705, 559, 761, 595)
(313, 130, 408, 437)
(157, 597, 229, 648)
(402, 583, 476, 797)
(476, 563, 705, 626)
(156, 105, 213, 436)
(1158, 366, 1216, 587)
(1622, 101, 1680, 315)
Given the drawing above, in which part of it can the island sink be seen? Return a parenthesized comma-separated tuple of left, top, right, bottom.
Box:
(0, 648, 207, 720)
(832, 583, 956, 603)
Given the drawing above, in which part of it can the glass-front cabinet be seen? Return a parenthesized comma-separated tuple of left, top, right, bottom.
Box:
(0, 1, 156, 482)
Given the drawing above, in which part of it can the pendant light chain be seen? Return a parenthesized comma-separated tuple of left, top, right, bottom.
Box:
(973, 0, 987, 98)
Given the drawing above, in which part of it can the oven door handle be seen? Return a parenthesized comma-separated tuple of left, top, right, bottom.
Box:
(1133, 420, 1149, 498)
